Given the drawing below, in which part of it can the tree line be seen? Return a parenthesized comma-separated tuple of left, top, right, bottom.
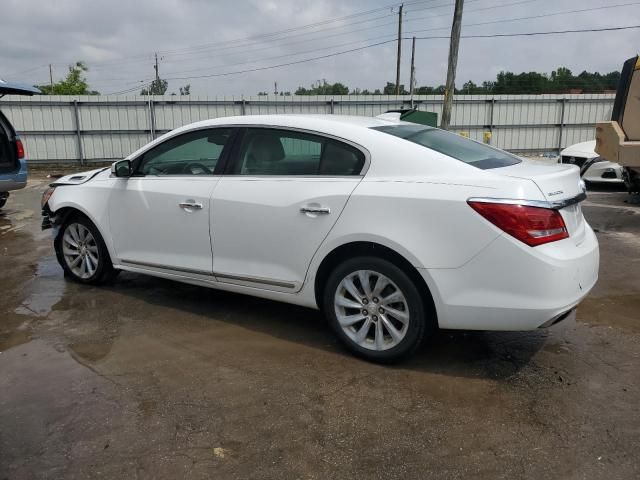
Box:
(35, 62, 620, 96)
(289, 68, 621, 96)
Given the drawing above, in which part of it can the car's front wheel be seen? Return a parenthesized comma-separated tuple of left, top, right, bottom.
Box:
(323, 256, 430, 362)
(55, 214, 116, 284)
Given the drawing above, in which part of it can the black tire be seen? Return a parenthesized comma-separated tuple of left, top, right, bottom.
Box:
(0, 193, 8, 210)
(323, 256, 430, 363)
(54, 213, 117, 285)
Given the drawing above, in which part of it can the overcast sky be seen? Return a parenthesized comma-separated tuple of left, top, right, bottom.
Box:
(1, 0, 639, 96)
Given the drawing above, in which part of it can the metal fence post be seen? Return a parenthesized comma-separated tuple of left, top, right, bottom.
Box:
(148, 97, 156, 140)
(488, 97, 495, 144)
(558, 97, 566, 154)
(241, 99, 247, 115)
(330, 98, 335, 114)
(73, 99, 84, 166)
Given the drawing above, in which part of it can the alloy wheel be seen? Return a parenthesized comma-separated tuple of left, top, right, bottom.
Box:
(62, 223, 100, 279)
(334, 270, 410, 351)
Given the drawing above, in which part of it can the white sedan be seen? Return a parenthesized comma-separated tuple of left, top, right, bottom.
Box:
(41, 115, 599, 362)
(559, 140, 624, 185)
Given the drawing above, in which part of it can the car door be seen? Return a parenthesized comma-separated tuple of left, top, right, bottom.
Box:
(109, 127, 234, 274)
(210, 127, 367, 292)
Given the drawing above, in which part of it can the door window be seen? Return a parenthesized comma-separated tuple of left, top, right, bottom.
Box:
(138, 128, 232, 175)
(232, 128, 365, 176)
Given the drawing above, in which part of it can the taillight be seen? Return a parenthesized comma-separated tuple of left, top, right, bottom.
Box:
(15, 139, 25, 159)
(468, 200, 569, 247)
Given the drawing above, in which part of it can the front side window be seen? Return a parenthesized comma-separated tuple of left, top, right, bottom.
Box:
(232, 128, 365, 176)
(138, 128, 232, 176)
(371, 124, 521, 169)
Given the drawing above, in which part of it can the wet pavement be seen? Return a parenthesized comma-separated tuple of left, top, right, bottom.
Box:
(1, 176, 639, 479)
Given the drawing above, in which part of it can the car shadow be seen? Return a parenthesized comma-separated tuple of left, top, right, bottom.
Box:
(96, 271, 547, 380)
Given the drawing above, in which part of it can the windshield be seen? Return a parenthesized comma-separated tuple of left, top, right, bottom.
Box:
(371, 124, 522, 170)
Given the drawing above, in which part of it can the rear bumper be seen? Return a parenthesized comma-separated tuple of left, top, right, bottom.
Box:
(422, 224, 599, 331)
(0, 159, 28, 193)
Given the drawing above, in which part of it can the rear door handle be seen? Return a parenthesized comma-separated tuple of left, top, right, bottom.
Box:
(179, 201, 203, 210)
(300, 206, 331, 215)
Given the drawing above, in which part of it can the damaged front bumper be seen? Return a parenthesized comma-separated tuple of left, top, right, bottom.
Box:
(41, 203, 57, 231)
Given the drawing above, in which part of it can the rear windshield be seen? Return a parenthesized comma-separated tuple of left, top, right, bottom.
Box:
(371, 124, 521, 169)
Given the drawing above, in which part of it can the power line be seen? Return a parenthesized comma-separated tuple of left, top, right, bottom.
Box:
(161, 39, 399, 82)
(152, 25, 640, 84)
(97, 0, 520, 73)
(91, 1, 447, 70)
(405, 1, 640, 35)
(156, 0, 441, 56)
(144, 1, 638, 82)
(412, 24, 640, 39)
(93, 0, 442, 69)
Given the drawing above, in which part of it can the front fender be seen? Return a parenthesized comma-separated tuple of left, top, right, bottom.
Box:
(47, 186, 117, 262)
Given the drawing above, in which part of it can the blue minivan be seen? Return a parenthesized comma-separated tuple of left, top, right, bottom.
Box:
(0, 80, 40, 209)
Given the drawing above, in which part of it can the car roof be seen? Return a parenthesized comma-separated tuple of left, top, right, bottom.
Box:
(166, 114, 408, 146)
(0, 79, 41, 96)
(125, 114, 418, 162)
(192, 114, 398, 129)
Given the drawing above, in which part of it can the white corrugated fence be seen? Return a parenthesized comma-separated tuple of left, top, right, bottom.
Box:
(0, 93, 614, 164)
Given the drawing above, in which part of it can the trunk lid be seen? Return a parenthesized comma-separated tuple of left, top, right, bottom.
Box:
(493, 160, 587, 245)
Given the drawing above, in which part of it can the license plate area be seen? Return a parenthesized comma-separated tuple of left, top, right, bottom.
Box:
(560, 203, 586, 245)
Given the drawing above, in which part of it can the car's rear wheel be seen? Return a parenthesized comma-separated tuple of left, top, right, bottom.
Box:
(0, 193, 8, 210)
(55, 214, 116, 284)
(323, 256, 429, 363)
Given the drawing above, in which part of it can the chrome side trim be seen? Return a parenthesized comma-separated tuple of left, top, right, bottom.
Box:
(121, 259, 211, 276)
(214, 272, 296, 289)
(467, 192, 586, 210)
(120, 259, 296, 289)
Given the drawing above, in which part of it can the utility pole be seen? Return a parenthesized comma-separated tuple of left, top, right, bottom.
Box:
(154, 52, 160, 83)
(395, 3, 403, 95)
(441, 0, 464, 130)
(409, 36, 416, 99)
(49, 64, 53, 89)
(274, 81, 278, 95)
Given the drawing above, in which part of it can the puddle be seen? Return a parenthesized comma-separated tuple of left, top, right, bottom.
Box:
(14, 256, 66, 317)
(0, 327, 31, 352)
(578, 294, 640, 332)
(68, 340, 113, 363)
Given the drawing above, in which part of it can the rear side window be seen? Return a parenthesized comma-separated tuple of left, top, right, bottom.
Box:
(232, 128, 365, 176)
(371, 124, 521, 169)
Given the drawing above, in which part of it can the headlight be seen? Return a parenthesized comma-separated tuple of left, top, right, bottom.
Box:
(41, 186, 56, 208)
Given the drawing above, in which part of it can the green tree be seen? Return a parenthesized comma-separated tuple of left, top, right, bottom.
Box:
(295, 80, 349, 95)
(141, 78, 168, 95)
(38, 61, 98, 95)
(179, 84, 191, 95)
(383, 82, 408, 95)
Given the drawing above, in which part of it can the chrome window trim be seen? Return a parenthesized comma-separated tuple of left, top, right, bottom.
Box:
(128, 123, 371, 177)
(467, 191, 587, 210)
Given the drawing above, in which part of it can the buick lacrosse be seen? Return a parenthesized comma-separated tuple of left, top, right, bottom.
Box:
(41, 114, 599, 362)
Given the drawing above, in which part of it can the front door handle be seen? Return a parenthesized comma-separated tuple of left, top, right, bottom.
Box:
(300, 206, 331, 215)
(179, 201, 203, 210)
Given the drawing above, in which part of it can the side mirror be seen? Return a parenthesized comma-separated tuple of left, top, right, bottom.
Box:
(112, 159, 132, 178)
